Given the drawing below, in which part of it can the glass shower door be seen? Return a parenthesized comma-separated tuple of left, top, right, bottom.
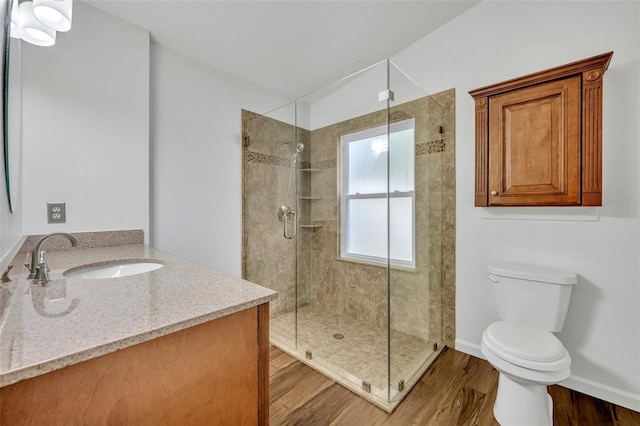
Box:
(293, 60, 392, 403)
(387, 61, 445, 404)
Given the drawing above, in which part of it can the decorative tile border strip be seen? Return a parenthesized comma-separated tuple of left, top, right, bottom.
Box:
(248, 142, 444, 169)
(246, 151, 291, 168)
(416, 139, 446, 156)
(246, 151, 311, 169)
(314, 159, 337, 170)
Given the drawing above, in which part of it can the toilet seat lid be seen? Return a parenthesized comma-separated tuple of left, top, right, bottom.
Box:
(484, 321, 567, 363)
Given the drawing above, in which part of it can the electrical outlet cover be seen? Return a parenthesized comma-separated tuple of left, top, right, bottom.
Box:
(47, 203, 66, 224)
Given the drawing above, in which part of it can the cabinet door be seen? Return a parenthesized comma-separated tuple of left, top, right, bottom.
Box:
(488, 76, 581, 206)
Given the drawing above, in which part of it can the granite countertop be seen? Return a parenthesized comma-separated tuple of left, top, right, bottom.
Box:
(0, 244, 277, 387)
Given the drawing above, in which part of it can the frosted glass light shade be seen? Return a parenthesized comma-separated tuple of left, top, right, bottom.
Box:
(19, 2, 56, 47)
(34, 0, 73, 32)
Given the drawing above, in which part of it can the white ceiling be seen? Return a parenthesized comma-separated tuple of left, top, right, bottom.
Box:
(85, 0, 479, 100)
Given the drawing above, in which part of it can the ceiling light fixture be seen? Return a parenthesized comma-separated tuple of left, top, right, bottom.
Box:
(18, 1, 56, 47)
(33, 0, 72, 32)
(10, 0, 73, 47)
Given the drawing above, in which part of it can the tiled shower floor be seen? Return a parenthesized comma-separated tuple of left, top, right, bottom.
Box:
(270, 304, 440, 411)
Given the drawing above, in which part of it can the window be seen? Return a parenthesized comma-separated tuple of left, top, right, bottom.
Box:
(340, 118, 415, 268)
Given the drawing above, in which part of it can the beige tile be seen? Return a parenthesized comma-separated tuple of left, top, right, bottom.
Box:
(271, 305, 436, 393)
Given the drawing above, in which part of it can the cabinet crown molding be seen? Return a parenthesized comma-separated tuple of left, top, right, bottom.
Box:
(469, 51, 613, 99)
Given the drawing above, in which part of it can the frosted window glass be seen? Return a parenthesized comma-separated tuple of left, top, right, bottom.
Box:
(347, 128, 414, 195)
(389, 129, 415, 192)
(346, 198, 388, 258)
(348, 138, 388, 194)
(346, 198, 413, 262)
(340, 118, 415, 267)
(389, 197, 413, 262)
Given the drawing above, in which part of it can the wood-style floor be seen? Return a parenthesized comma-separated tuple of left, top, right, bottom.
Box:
(269, 346, 640, 425)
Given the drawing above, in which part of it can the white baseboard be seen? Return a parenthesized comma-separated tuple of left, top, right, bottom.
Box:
(454, 338, 483, 359)
(454, 338, 640, 412)
(562, 375, 640, 412)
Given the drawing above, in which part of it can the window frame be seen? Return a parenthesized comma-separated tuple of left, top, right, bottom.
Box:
(339, 118, 416, 269)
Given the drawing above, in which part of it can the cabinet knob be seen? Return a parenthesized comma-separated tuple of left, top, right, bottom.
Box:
(490, 191, 498, 196)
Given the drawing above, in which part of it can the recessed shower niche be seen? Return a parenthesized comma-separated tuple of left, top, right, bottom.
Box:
(242, 60, 455, 411)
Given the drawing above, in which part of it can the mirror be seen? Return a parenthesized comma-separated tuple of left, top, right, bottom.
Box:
(2, 0, 21, 214)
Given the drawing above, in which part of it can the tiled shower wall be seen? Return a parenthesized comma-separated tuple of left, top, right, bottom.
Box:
(242, 110, 311, 317)
(242, 88, 455, 346)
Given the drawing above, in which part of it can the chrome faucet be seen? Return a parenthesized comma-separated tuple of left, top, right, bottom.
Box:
(27, 233, 80, 284)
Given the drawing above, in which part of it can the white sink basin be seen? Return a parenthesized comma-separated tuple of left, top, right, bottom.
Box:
(64, 260, 164, 279)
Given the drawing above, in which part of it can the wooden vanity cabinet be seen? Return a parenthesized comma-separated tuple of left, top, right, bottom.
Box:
(470, 52, 613, 207)
(0, 304, 271, 426)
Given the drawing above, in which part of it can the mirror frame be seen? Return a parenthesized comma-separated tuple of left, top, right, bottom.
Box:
(1, 0, 11, 212)
(1, 0, 20, 214)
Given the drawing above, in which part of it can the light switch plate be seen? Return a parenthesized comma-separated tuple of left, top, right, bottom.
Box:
(47, 203, 66, 224)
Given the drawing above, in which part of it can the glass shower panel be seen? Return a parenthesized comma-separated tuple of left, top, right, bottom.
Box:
(387, 61, 444, 403)
(242, 58, 454, 412)
(295, 60, 390, 401)
(242, 102, 299, 351)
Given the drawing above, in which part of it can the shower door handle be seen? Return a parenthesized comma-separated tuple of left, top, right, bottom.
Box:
(277, 205, 296, 240)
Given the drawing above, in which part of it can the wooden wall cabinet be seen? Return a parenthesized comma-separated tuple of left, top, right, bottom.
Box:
(470, 52, 613, 207)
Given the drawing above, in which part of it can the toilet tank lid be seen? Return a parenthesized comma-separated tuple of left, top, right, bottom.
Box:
(488, 263, 577, 284)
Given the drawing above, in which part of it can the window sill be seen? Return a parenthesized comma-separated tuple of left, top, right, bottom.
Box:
(335, 256, 418, 274)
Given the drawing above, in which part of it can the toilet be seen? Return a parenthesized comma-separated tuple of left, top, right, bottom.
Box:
(481, 263, 577, 426)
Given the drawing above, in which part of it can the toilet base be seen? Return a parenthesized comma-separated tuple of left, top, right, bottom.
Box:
(494, 372, 553, 426)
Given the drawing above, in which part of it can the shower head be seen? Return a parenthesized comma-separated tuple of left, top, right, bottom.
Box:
(281, 142, 305, 153)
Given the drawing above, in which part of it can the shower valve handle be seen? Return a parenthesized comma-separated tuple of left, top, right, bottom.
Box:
(277, 205, 296, 239)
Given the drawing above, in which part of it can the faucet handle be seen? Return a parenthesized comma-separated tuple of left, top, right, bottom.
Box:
(33, 263, 50, 285)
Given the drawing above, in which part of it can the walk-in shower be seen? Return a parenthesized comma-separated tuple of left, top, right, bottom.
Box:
(242, 59, 455, 411)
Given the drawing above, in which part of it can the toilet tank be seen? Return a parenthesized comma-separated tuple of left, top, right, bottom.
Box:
(487, 263, 577, 332)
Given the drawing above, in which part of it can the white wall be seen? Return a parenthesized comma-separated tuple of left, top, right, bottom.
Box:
(150, 44, 286, 276)
(392, 0, 640, 410)
(307, 59, 429, 131)
(21, 2, 150, 240)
